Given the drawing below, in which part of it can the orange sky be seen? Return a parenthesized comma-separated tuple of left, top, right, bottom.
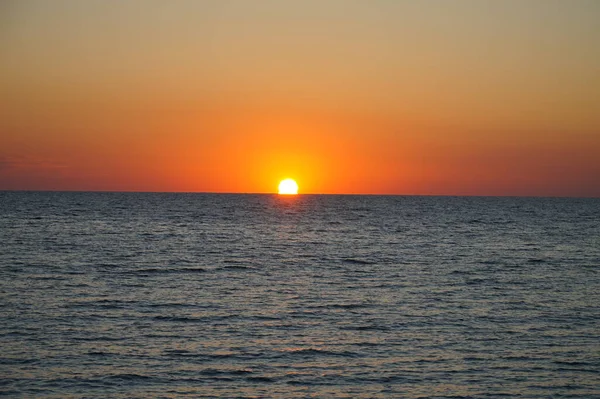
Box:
(1, 1, 599, 196)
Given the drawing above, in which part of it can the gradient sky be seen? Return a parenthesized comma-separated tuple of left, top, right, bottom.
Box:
(1, 0, 599, 196)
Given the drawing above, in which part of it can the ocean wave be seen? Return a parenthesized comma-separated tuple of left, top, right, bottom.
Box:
(308, 303, 372, 310)
(199, 368, 253, 376)
(246, 376, 277, 383)
(277, 347, 359, 358)
(527, 258, 546, 263)
(350, 324, 391, 331)
(152, 314, 236, 323)
(87, 351, 112, 357)
(125, 267, 207, 274)
(103, 373, 157, 382)
(341, 258, 375, 265)
(73, 335, 123, 342)
(218, 264, 255, 271)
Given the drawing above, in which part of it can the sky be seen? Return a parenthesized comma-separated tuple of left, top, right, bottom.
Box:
(1, 0, 599, 196)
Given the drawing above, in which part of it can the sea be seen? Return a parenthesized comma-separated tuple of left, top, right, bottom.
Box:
(1, 192, 599, 398)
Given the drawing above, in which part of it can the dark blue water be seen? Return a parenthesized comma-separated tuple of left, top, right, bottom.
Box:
(1, 192, 599, 398)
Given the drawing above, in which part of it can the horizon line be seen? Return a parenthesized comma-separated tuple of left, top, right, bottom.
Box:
(0, 189, 598, 199)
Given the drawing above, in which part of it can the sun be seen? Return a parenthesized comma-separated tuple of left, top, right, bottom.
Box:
(278, 178, 299, 195)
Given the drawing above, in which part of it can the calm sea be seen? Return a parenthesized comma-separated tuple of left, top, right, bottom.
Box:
(1, 192, 599, 398)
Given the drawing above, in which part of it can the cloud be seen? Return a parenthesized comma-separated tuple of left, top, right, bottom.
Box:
(0, 154, 68, 173)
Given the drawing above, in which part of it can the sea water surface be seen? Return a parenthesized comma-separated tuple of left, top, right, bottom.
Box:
(1, 192, 599, 398)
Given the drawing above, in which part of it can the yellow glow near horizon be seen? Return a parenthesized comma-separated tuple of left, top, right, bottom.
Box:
(278, 179, 298, 195)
